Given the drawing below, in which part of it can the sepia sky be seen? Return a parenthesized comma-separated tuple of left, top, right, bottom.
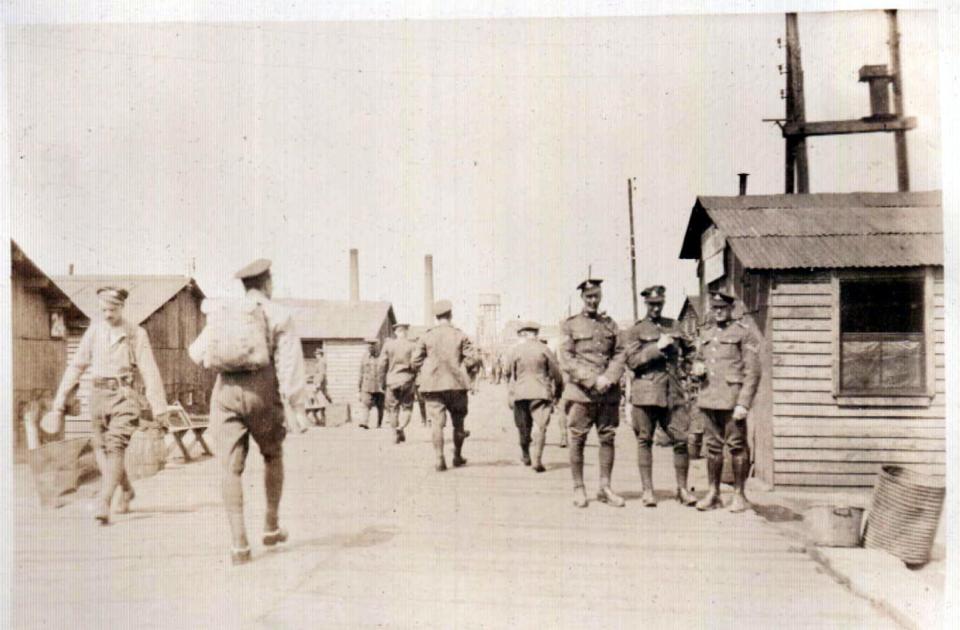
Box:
(6, 8, 941, 332)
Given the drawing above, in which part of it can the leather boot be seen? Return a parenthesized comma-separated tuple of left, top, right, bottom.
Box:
(531, 432, 546, 473)
(729, 452, 751, 513)
(521, 444, 531, 466)
(696, 455, 724, 511)
(116, 488, 136, 514)
(597, 485, 626, 508)
(435, 457, 447, 472)
(572, 486, 588, 508)
(639, 464, 657, 507)
(674, 452, 696, 506)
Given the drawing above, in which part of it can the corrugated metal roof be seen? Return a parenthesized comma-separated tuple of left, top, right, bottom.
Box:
(279, 299, 395, 341)
(53, 274, 203, 324)
(679, 190, 943, 269)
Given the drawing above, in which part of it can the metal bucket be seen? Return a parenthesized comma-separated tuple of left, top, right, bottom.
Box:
(806, 505, 864, 547)
(863, 465, 945, 566)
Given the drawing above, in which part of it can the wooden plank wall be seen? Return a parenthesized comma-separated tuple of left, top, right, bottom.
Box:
(325, 340, 370, 403)
(770, 269, 945, 488)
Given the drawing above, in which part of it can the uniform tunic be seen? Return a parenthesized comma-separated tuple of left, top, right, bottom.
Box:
(411, 321, 479, 429)
(506, 338, 564, 446)
(380, 337, 418, 410)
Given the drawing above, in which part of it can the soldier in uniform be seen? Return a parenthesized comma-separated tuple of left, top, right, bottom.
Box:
(189, 259, 307, 564)
(50, 286, 168, 525)
(411, 299, 480, 471)
(558, 278, 627, 508)
(380, 323, 418, 444)
(305, 348, 330, 427)
(357, 341, 386, 429)
(691, 291, 761, 513)
(505, 322, 564, 471)
(622, 286, 697, 507)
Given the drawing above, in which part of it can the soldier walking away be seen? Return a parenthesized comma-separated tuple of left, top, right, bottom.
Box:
(305, 348, 330, 427)
(50, 286, 168, 525)
(189, 259, 308, 565)
(357, 341, 386, 429)
(380, 323, 419, 444)
(505, 322, 564, 472)
(691, 291, 761, 513)
(558, 278, 627, 508)
(622, 286, 697, 507)
(412, 299, 480, 471)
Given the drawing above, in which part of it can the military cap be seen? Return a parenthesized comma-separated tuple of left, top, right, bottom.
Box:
(234, 258, 271, 280)
(518, 321, 540, 333)
(433, 299, 453, 316)
(96, 286, 129, 305)
(709, 291, 736, 307)
(393, 322, 410, 330)
(576, 278, 603, 293)
(642, 285, 666, 303)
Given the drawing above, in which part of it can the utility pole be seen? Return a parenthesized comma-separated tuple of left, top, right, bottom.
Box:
(627, 178, 639, 321)
(886, 9, 910, 191)
(784, 13, 810, 193)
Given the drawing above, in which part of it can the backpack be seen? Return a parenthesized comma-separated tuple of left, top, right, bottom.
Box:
(195, 298, 271, 372)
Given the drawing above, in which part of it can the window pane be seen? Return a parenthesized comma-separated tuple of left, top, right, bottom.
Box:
(840, 279, 923, 333)
(841, 340, 882, 390)
(881, 339, 923, 389)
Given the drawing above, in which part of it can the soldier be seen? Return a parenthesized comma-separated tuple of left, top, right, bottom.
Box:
(691, 291, 761, 513)
(558, 278, 627, 508)
(622, 285, 697, 507)
(357, 341, 385, 429)
(189, 259, 308, 564)
(505, 322, 564, 472)
(305, 348, 329, 427)
(380, 323, 418, 444)
(411, 299, 479, 471)
(49, 286, 168, 525)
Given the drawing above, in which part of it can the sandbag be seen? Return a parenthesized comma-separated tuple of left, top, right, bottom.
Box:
(194, 298, 271, 372)
(27, 438, 92, 507)
(126, 428, 166, 480)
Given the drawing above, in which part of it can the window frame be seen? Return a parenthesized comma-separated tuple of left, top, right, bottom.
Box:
(831, 268, 935, 407)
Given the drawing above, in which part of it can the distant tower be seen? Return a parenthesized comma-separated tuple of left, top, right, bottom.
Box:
(476, 293, 501, 349)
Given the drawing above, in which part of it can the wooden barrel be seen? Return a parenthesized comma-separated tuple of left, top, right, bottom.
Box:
(125, 428, 166, 480)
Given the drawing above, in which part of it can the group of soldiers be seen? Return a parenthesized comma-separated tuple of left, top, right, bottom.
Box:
(44, 257, 760, 566)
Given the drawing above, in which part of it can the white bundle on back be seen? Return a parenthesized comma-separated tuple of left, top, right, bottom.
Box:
(194, 298, 271, 372)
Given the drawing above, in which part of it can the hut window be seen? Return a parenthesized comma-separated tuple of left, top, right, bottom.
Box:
(839, 277, 924, 394)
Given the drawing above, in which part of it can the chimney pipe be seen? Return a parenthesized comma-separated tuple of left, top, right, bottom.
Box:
(349, 248, 360, 302)
(738, 173, 749, 196)
(424, 254, 434, 325)
(68, 263, 74, 276)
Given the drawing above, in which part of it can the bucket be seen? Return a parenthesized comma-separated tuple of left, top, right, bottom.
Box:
(806, 505, 865, 547)
(26, 438, 93, 507)
(125, 428, 166, 480)
(863, 465, 945, 566)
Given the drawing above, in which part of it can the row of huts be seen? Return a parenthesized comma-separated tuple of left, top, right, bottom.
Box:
(10, 240, 397, 456)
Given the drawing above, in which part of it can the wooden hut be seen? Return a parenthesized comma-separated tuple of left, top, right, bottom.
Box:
(677, 294, 703, 337)
(280, 300, 396, 404)
(10, 241, 86, 453)
(679, 191, 944, 489)
(53, 275, 211, 438)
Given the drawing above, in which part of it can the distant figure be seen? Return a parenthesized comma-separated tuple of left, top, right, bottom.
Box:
(50, 286, 169, 525)
(189, 258, 308, 564)
(357, 341, 386, 429)
(305, 348, 330, 427)
(380, 323, 419, 444)
(691, 291, 761, 513)
(412, 300, 480, 471)
(558, 278, 626, 508)
(505, 322, 564, 472)
(622, 285, 696, 507)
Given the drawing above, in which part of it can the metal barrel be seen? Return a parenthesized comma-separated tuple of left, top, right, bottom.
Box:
(863, 465, 945, 566)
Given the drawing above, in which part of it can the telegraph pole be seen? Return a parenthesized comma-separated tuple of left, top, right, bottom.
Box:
(627, 178, 639, 321)
(886, 9, 910, 191)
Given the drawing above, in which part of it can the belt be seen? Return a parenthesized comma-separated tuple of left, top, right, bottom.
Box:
(93, 377, 130, 390)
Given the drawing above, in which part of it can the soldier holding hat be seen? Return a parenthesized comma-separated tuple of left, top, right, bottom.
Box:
(622, 285, 697, 507)
(691, 290, 761, 513)
(504, 321, 564, 471)
(50, 285, 168, 525)
(411, 299, 480, 471)
(357, 341, 386, 429)
(558, 278, 627, 508)
(189, 258, 308, 564)
(380, 322, 419, 444)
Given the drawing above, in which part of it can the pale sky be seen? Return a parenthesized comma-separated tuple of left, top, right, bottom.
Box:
(7, 10, 941, 332)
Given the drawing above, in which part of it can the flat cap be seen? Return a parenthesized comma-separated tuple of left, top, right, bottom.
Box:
(642, 285, 666, 303)
(709, 291, 736, 306)
(234, 258, 271, 280)
(518, 321, 540, 333)
(576, 278, 603, 292)
(393, 322, 410, 330)
(96, 286, 129, 305)
(433, 299, 453, 316)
